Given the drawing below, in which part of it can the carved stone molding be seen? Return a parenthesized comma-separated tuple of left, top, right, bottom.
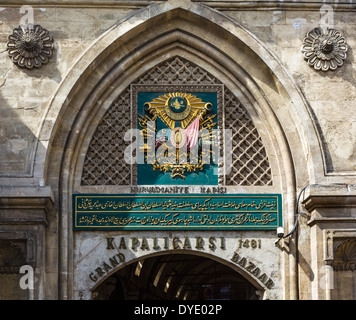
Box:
(323, 229, 356, 267)
(302, 27, 348, 71)
(303, 184, 356, 218)
(7, 24, 54, 69)
(333, 239, 356, 271)
(0, 186, 54, 225)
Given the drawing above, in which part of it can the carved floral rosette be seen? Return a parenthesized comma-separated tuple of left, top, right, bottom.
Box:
(302, 27, 348, 71)
(7, 24, 54, 69)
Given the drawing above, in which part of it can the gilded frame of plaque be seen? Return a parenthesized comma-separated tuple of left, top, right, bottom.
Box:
(131, 85, 224, 186)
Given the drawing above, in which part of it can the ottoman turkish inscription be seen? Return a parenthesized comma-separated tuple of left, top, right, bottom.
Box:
(74, 89, 282, 231)
(73, 194, 282, 230)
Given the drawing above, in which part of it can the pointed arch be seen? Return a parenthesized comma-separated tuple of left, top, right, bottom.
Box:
(89, 250, 267, 300)
(80, 56, 273, 187)
(40, 2, 322, 186)
(38, 1, 324, 299)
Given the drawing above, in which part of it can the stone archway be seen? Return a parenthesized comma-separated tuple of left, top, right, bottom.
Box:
(74, 233, 279, 300)
(40, 0, 323, 300)
(92, 252, 261, 300)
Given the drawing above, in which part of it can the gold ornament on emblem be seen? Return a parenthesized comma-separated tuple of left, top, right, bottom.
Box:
(139, 92, 217, 179)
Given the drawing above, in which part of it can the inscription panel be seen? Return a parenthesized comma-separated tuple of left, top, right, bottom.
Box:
(73, 194, 282, 230)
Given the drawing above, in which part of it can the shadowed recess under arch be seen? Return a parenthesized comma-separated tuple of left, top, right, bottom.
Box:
(92, 253, 261, 300)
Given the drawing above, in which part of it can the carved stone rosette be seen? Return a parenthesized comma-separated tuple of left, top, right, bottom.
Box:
(302, 27, 348, 71)
(7, 24, 54, 69)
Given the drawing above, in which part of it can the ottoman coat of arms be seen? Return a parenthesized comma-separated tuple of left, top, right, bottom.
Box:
(138, 91, 218, 182)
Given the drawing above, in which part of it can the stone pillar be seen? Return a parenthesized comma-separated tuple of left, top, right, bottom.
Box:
(303, 184, 356, 300)
(0, 186, 53, 300)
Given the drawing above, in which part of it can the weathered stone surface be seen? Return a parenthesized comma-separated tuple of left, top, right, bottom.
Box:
(0, 0, 355, 300)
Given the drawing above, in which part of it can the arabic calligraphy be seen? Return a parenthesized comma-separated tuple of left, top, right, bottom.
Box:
(73, 194, 282, 230)
(77, 198, 277, 212)
(77, 212, 276, 228)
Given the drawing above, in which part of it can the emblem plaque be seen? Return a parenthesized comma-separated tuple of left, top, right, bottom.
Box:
(133, 85, 222, 185)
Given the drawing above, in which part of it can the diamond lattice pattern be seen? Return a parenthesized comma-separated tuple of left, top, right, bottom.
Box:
(81, 57, 272, 186)
(224, 90, 272, 186)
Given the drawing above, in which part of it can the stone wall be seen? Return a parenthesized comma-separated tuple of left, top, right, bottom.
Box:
(0, 0, 355, 300)
(0, 5, 135, 177)
(227, 9, 356, 173)
(0, 1, 354, 180)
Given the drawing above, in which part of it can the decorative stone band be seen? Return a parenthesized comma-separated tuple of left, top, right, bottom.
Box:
(0, 186, 54, 225)
(7, 25, 54, 69)
(302, 28, 348, 72)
